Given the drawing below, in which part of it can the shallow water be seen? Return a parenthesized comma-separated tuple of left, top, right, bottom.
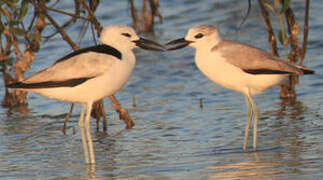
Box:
(1, 0, 323, 179)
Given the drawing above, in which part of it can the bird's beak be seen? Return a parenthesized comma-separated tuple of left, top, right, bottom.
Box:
(133, 37, 165, 51)
(165, 38, 192, 51)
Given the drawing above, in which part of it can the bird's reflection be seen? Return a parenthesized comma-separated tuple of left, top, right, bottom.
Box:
(6, 104, 31, 117)
(276, 97, 307, 118)
(86, 164, 98, 180)
(207, 97, 312, 179)
(207, 152, 283, 179)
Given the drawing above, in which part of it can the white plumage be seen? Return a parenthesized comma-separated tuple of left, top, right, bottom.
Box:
(167, 25, 314, 151)
(8, 25, 164, 164)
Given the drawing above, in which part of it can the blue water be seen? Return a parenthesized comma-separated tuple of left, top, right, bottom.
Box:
(1, 0, 323, 179)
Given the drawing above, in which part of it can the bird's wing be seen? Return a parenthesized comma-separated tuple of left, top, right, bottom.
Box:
(24, 52, 118, 84)
(213, 40, 303, 75)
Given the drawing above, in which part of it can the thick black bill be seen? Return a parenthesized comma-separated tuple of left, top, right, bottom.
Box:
(166, 38, 191, 51)
(134, 37, 165, 51)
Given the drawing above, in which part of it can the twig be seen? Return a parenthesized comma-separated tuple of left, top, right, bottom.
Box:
(238, 0, 252, 28)
(278, 10, 288, 58)
(285, 7, 299, 63)
(109, 95, 134, 129)
(79, 0, 102, 35)
(150, 0, 162, 23)
(258, 0, 279, 56)
(300, 0, 310, 65)
(46, 7, 89, 21)
(44, 12, 80, 50)
(129, 0, 141, 31)
(62, 103, 74, 134)
(43, 0, 81, 41)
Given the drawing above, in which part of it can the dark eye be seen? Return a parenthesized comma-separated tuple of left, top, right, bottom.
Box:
(122, 33, 131, 38)
(194, 33, 204, 39)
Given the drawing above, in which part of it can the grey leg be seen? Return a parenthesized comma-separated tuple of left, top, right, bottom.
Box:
(85, 101, 95, 164)
(243, 95, 254, 151)
(79, 103, 90, 164)
(246, 93, 259, 150)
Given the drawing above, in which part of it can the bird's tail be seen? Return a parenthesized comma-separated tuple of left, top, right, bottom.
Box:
(295, 64, 315, 75)
(302, 69, 315, 75)
(7, 82, 27, 89)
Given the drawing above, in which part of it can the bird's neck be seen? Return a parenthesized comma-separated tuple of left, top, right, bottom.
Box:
(121, 49, 136, 66)
(200, 38, 221, 52)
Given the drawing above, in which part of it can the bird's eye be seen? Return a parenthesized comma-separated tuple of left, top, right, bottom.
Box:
(122, 33, 131, 38)
(194, 33, 204, 39)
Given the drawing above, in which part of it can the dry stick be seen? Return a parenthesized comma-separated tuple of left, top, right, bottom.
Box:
(238, 0, 252, 29)
(129, 0, 141, 32)
(258, 0, 295, 98)
(91, 100, 107, 131)
(143, 0, 162, 32)
(146, 1, 154, 32)
(1, 26, 17, 106)
(27, 13, 37, 32)
(142, 0, 147, 22)
(0, 21, 12, 84)
(150, 0, 163, 23)
(282, 7, 300, 98)
(6, 1, 47, 106)
(258, 0, 279, 56)
(129, 0, 162, 32)
(285, 7, 300, 63)
(110, 95, 134, 129)
(146, 0, 162, 32)
(142, 0, 154, 32)
(0, 22, 11, 63)
(141, 0, 147, 32)
(10, 34, 27, 106)
(79, 0, 102, 34)
(43, 3, 82, 40)
(101, 102, 107, 131)
(132, 95, 136, 108)
(200, 98, 203, 109)
(300, 0, 310, 65)
(44, 13, 80, 50)
(46, 7, 88, 21)
(62, 103, 74, 134)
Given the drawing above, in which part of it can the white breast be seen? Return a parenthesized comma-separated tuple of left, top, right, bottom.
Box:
(195, 50, 287, 95)
(29, 51, 136, 103)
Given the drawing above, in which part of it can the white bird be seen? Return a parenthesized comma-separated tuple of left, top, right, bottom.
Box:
(8, 25, 164, 164)
(166, 25, 314, 151)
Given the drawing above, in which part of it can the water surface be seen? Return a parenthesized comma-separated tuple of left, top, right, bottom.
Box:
(1, 0, 322, 179)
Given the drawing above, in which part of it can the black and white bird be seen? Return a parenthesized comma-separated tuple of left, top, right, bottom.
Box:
(8, 25, 164, 164)
(166, 25, 314, 151)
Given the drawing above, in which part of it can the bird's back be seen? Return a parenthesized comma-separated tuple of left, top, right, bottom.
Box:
(212, 40, 313, 75)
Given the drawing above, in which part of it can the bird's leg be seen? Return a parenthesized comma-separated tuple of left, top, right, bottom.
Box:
(246, 94, 259, 151)
(243, 95, 253, 151)
(78, 103, 89, 164)
(251, 99, 259, 151)
(86, 163, 96, 179)
(85, 101, 95, 164)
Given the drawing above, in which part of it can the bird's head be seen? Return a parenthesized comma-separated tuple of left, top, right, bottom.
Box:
(100, 25, 164, 51)
(166, 25, 221, 51)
